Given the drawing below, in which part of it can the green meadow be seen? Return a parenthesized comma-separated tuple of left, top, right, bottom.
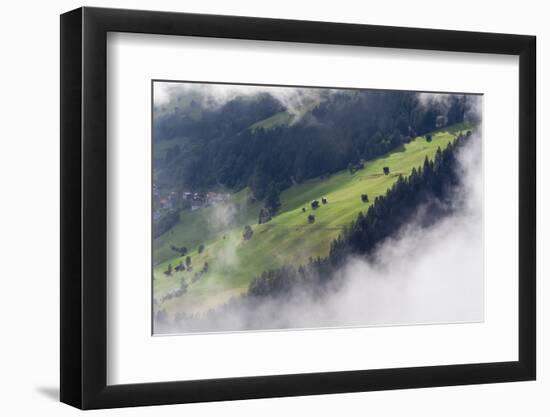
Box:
(249, 111, 294, 131)
(153, 122, 472, 317)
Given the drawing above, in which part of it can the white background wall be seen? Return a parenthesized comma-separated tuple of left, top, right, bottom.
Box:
(0, 0, 545, 415)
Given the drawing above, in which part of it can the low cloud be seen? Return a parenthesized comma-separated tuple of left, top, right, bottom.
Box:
(153, 82, 335, 120)
(206, 202, 242, 270)
(417, 92, 455, 109)
(155, 83, 483, 132)
(208, 201, 238, 231)
(417, 92, 483, 125)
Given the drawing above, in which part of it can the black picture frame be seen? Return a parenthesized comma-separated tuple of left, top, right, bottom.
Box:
(60, 6, 536, 410)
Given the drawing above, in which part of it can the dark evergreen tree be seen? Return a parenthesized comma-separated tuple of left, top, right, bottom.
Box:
(258, 208, 272, 224)
(243, 225, 254, 241)
(265, 182, 281, 213)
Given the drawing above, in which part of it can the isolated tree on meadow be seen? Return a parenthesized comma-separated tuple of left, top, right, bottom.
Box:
(198, 244, 205, 254)
(258, 207, 272, 224)
(243, 225, 254, 241)
(170, 245, 188, 256)
(185, 256, 192, 268)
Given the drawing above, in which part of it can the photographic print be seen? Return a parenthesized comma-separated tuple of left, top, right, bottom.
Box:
(152, 81, 483, 335)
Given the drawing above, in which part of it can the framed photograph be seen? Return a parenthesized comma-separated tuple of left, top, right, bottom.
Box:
(60, 6, 536, 409)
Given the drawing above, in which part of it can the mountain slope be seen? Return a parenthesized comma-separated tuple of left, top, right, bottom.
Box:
(153, 123, 473, 317)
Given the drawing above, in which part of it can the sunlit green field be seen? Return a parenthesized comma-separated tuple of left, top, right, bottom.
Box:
(249, 111, 294, 131)
(153, 123, 472, 317)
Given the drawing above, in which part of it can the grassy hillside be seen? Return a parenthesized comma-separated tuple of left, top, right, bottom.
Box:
(153, 123, 473, 317)
(248, 96, 325, 131)
(249, 111, 294, 131)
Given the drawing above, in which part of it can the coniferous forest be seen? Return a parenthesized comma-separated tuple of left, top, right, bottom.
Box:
(155, 89, 474, 199)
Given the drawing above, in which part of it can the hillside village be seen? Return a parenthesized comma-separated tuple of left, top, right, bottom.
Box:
(153, 186, 229, 222)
